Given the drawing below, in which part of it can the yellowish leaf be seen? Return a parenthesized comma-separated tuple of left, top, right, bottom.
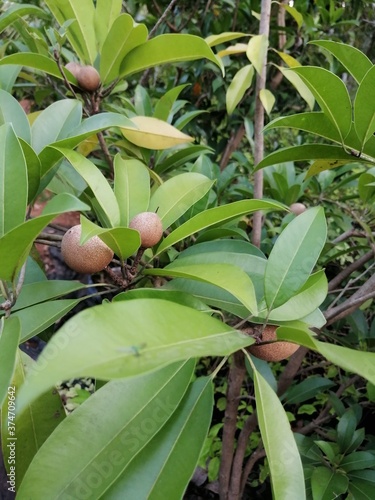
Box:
(217, 43, 248, 58)
(275, 50, 301, 68)
(246, 34, 269, 76)
(259, 89, 275, 116)
(121, 116, 194, 150)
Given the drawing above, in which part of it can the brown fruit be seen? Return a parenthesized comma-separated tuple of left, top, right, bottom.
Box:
(289, 202, 307, 216)
(61, 224, 113, 273)
(129, 212, 163, 248)
(76, 65, 101, 92)
(247, 325, 299, 362)
(64, 61, 82, 79)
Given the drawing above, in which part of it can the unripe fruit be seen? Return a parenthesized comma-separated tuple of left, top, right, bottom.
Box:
(64, 61, 82, 79)
(76, 65, 101, 92)
(289, 202, 307, 216)
(247, 325, 299, 362)
(129, 212, 163, 248)
(61, 224, 113, 273)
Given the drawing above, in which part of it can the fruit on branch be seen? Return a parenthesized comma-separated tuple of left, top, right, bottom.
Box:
(247, 325, 299, 362)
(64, 61, 82, 79)
(61, 224, 113, 273)
(76, 65, 101, 92)
(289, 202, 307, 215)
(129, 212, 163, 248)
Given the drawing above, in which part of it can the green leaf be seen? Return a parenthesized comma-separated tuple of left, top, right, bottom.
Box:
(265, 270, 328, 321)
(275, 65, 315, 110)
(290, 66, 352, 142)
(149, 172, 214, 230)
(309, 41, 372, 84)
(255, 144, 355, 171)
(354, 66, 375, 148)
(0, 124, 28, 236)
(264, 207, 327, 309)
(2, 350, 65, 488)
(17, 361, 194, 499)
(311, 467, 348, 500)
(277, 328, 375, 385)
(358, 170, 375, 202)
(120, 34, 224, 77)
(155, 144, 213, 174)
(20, 139, 41, 204)
(156, 199, 287, 255)
(146, 263, 258, 315)
(280, 3, 303, 28)
(52, 148, 120, 227)
(154, 84, 190, 121)
(0, 89, 31, 143)
(337, 409, 358, 453)
(0, 193, 89, 281)
(0, 4, 48, 34)
(80, 216, 141, 260)
(12, 280, 86, 312)
(14, 299, 81, 343)
(31, 99, 82, 154)
(105, 376, 213, 499)
(246, 34, 268, 76)
(0, 317, 20, 407)
(348, 470, 375, 500)
(205, 32, 248, 47)
(100, 14, 148, 84)
(226, 64, 254, 115)
(114, 155, 150, 227)
(16, 299, 253, 413)
(340, 452, 375, 473)
(284, 376, 335, 405)
(0, 54, 73, 83)
(94, 0, 123, 50)
(44, 0, 97, 64)
(250, 357, 305, 499)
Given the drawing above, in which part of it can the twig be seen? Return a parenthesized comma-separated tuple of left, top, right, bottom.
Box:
(149, 0, 178, 38)
(328, 250, 375, 291)
(97, 131, 114, 176)
(240, 445, 267, 496)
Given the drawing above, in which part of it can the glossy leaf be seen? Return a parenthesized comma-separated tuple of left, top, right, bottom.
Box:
(12, 280, 86, 312)
(0, 124, 28, 237)
(246, 34, 268, 76)
(259, 89, 275, 116)
(340, 452, 375, 472)
(0, 89, 31, 143)
(217, 43, 248, 57)
(149, 172, 214, 229)
(16, 299, 253, 413)
(358, 170, 375, 202)
(155, 144, 213, 174)
(120, 34, 224, 77)
(105, 377, 213, 499)
(2, 350, 65, 487)
(255, 144, 355, 171)
(17, 361, 194, 499)
(0, 4, 48, 34)
(280, 4, 303, 28)
(290, 66, 352, 142)
(31, 99, 82, 154)
(0, 54, 73, 83)
(146, 263, 258, 315)
(153, 84, 190, 121)
(121, 116, 194, 150)
(284, 376, 335, 405)
(205, 32, 248, 47)
(20, 139, 41, 204)
(0, 317, 20, 407)
(14, 299, 81, 343)
(0, 193, 89, 281)
(53, 148, 120, 227)
(80, 216, 141, 260)
(226, 64, 254, 115)
(45, 0, 97, 64)
(179, 239, 266, 259)
(100, 14, 148, 84)
(311, 468, 348, 500)
(156, 199, 286, 255)
(94, 0, 123, 50)
(264, 207, 327, 309)
(250, 357, 306, 499)
(114, 155, 150, 226)
(309, 40, 372, 83)
(277, 327, 375, 385)
(348, 470, 375, 499)
(264, 270, 327, 321)
(354, 66, 375, 148)
(337, 409, 358, 453)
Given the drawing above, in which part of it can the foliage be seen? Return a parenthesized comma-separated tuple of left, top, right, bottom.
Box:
(0, 1, 374, 499)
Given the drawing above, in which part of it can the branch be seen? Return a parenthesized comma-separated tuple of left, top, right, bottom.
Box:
(328, 249, 374, 291)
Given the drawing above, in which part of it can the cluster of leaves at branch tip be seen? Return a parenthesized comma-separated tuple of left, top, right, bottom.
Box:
(61, 224, 113, 273)
(245, 325, 299, 362)
(65, 62, 101, 92)
(129, 212, 163, 248)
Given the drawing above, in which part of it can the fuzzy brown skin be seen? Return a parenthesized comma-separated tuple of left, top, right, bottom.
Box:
(76, 65, 101, 92)
(247, 325, 299, 362)
(64, 61, 82, 79)
(61, 225, 113, 273)
(289, 202, 307, 216)
(129, 212, 163, 248)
